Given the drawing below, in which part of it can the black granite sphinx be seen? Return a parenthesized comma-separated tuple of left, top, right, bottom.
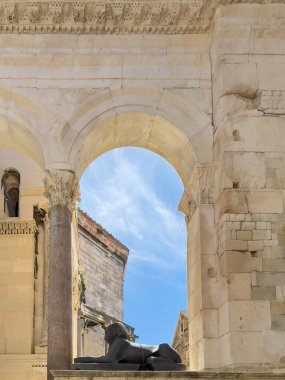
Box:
(73, 322, 186, 371)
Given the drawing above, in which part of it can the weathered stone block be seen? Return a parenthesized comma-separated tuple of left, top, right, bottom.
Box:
(252, 229, 271, 240)
(276, 286, 285, 300)
(236, 231, 252, 241)
(215, 63, 257, 102)
(264, 239, 278, 247)
(224, 240, 247, 251)
(271, 300, 285, 315)
(227, 273, 251, 301)
(229, 214, 245, 222)
(189, 313, 203, 346)
(203, 309, 218, 338)
(257, 272, 285, 286)
(272, 315, 285, 331)
(230, 331, 263, 364)
(219, 333, 232, 368)
(248, 240, 264, 252)
(251, 286, 276, 300)
(228, 300, 271, 332)
(215, 190, 248, 220)
(202, 337, 220, 369)
(263, 258, 285, 272)
(221, 252, 262, 273)
(246, 191, 284, 214)
(232, 152, 266, 189)
(258, 63, 285, 90)
(241, 222, 255, 231)
(263, 330, 285, 363)
(266, 157, 283, 169)
(223, 222, 241, 231)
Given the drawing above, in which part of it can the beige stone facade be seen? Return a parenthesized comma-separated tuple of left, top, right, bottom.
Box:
(0, 152, 131, 378)
(77, 209, 134, 357)
(0, 1, 284, 379)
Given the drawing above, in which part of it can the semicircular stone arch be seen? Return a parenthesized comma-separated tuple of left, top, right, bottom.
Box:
(0, 113, 45, 170)
(0, 86, 56, 170)
(66, 87, 213, 186)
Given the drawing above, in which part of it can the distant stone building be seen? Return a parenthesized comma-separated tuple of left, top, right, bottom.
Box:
(77, 209, 134, 356)
(172, 311, 189, 368)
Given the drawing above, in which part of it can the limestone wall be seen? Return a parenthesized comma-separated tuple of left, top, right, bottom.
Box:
(78, 212, 128, 321)
(0, 354, 46, 380)
(0, 233, 35, 354)
(211, 2, 285, 371)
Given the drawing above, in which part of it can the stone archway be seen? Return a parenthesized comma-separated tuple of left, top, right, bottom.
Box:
(62, 89, 215, 371)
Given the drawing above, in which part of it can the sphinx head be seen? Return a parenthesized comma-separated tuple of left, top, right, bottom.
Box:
(104, 322, 129, 344)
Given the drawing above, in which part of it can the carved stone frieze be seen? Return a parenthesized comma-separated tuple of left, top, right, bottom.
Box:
(0, 0, 280, 34)
(189, 165, 216, 205)
(0, 219, 37, 234)
(44, 169, 80, 212)
(179, 165, 216, 222)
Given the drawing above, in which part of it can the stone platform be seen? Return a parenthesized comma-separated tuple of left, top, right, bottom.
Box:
(52, 371, 285, 380)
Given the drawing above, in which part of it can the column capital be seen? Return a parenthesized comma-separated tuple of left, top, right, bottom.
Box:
(44, 169, 80, 212)
(179, 165, 216, 223)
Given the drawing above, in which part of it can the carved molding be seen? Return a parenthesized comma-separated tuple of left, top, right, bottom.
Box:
(0, 219, 37, 234)
(179, 165, 216, 222)
(44, 169, 80, 212)
(178, 192, 196, 224)
(0, 0, 281, 35)
(189, 165, 215, 205)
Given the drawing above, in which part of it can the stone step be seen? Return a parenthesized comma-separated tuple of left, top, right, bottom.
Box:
(51, 370, 285, 380)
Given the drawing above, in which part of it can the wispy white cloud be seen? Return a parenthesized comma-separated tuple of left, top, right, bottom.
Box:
(79, 148, 186, 272)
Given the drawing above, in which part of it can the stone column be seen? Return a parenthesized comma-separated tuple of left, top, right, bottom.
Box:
(44, 170, 79, 380)
(179, 165, 218, 370)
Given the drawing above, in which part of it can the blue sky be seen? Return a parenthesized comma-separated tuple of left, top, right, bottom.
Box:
(79, 147, 187, 345)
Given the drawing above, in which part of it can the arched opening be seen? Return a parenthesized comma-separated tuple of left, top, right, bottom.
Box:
(68, 97, 213, 369)
(1, 168, 20, 217)
(78, 147, 187, 362)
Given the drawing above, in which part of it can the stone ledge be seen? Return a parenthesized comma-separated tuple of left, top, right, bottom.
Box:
(51, 370, 285, 379)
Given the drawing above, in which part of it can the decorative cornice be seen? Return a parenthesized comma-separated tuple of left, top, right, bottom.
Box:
(0, 219, 37, 234)
(0, 0, 281, 35)
(44, 169, 80, 212)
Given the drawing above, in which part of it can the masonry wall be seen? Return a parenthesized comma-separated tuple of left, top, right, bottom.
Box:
(0, 234, 35, 354)
(211, 2, 285, 370)
(78, 226, 126, 320)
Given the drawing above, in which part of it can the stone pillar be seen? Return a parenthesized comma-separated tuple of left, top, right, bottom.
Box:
(179, 165, 218, 370)
(44, 170, 79, 380)
(210, 4, 285, 370)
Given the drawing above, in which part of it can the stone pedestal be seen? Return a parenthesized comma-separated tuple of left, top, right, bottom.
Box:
(51, 371, 285, 380)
